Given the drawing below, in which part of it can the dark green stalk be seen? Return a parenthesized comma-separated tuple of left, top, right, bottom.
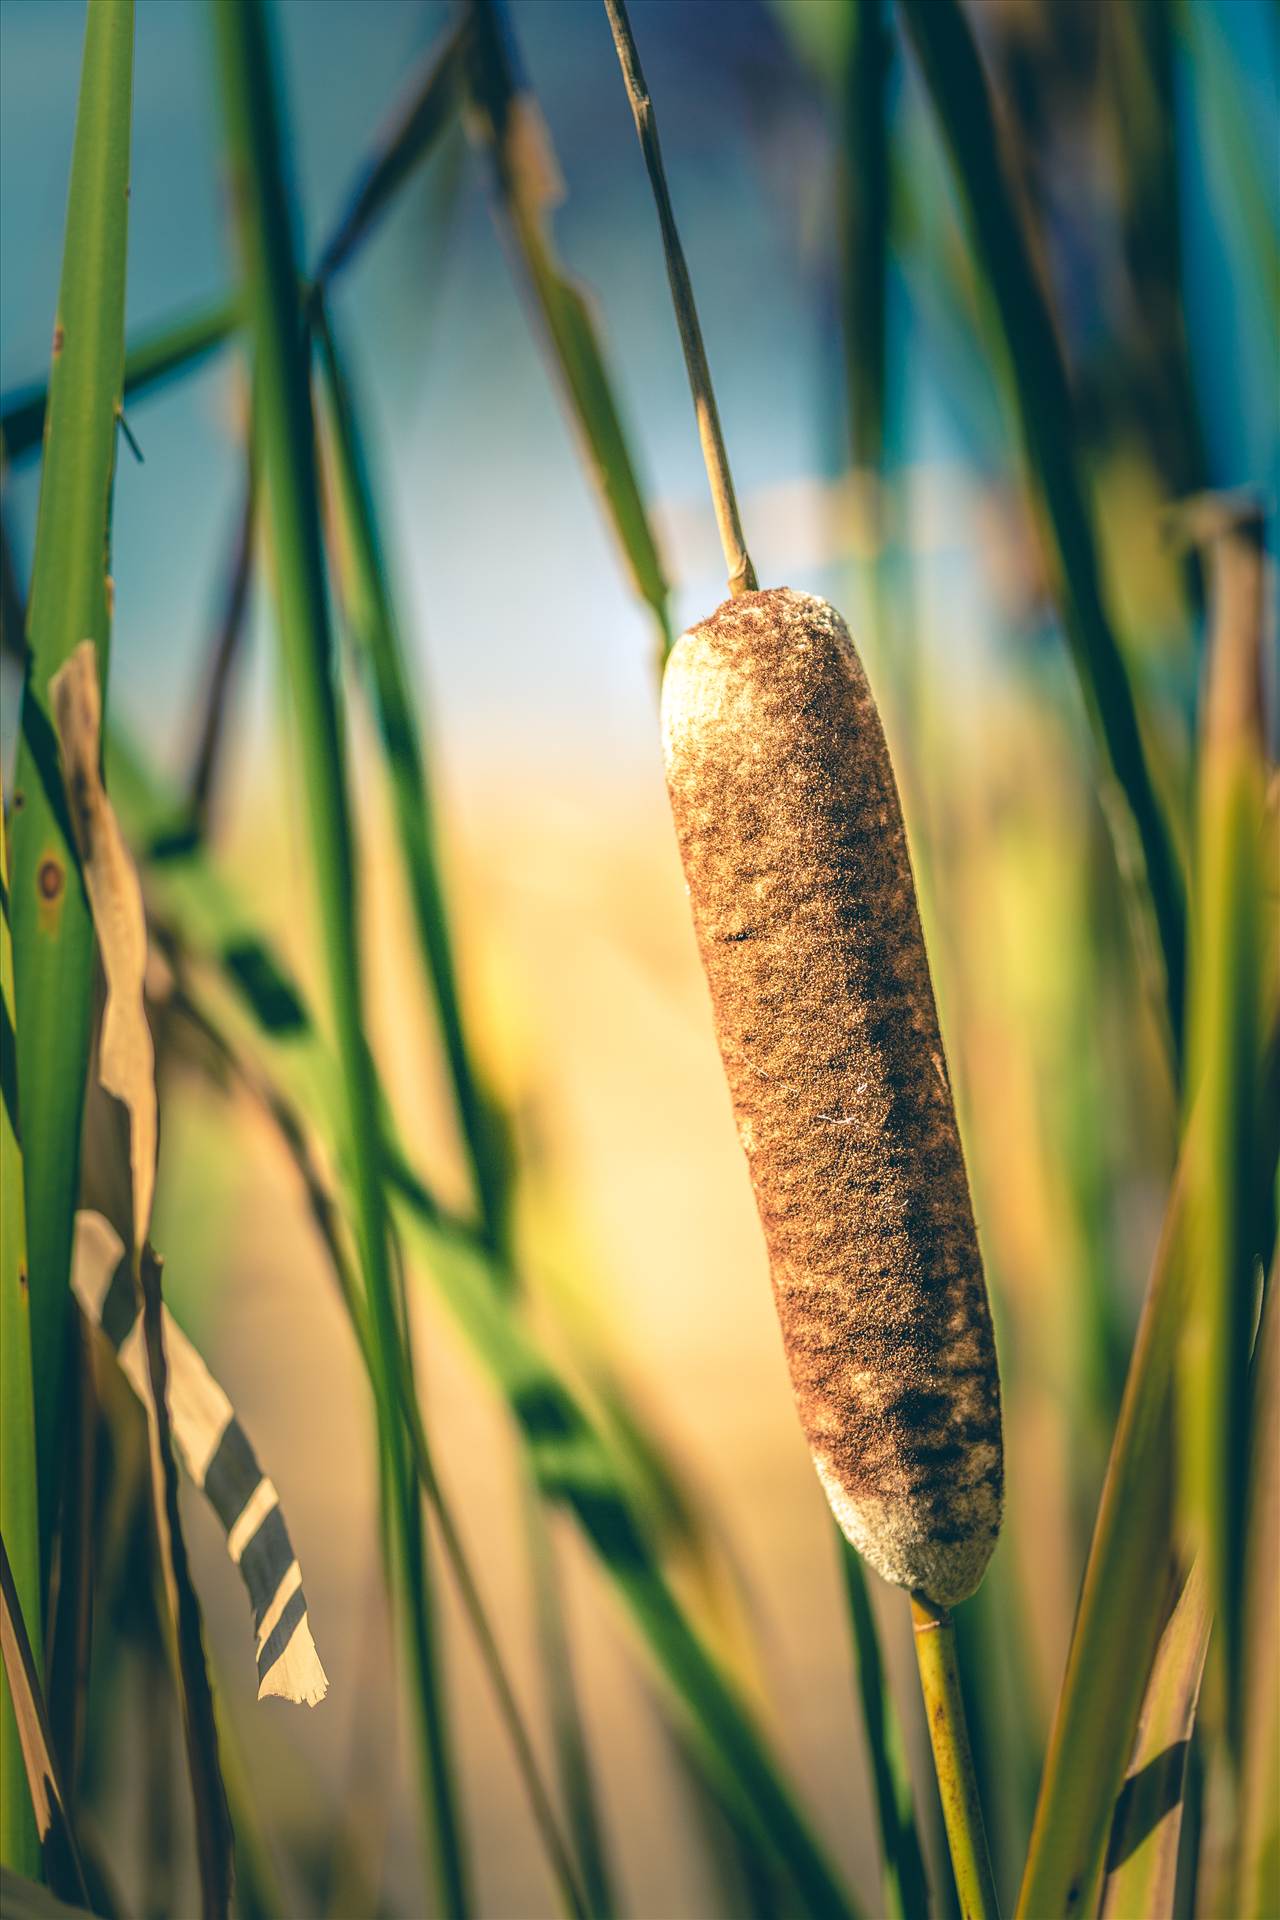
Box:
(210, 2, 469, 1910)
(313, 305, 512, 1266)
(898, 0, 1187, 1065)
(524, 1480, 617, 1919)
(312, 299, 626, 1918)
(0, 825, 40, 1881)
(8, 0, 134, 1563)
(839, 0, 890, 479)
(837, 1535, 929, 1920)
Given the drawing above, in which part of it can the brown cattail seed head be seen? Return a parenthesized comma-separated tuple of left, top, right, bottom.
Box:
(663, 588, 1003, 1607)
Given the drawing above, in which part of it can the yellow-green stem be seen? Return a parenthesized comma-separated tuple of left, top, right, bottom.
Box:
(911, 1595, 999, 1920)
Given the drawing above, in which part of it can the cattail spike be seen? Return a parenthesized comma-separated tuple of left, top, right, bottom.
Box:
(663, 587, 1002, 1607)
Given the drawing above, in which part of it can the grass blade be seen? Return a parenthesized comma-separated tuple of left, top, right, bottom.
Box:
(1, 820, 41, 1881)
(390, 1194, 861, 1920)
(1, 297, 234, 466)
(1017, 1013, 1280, 1919)
(312, 19, 469, 289)
(465, 0, 673, 656)
(8, 0, 134, 1559)
(1016, 1161, 1185, 1920)
(897, 0, 1187, 1061)
(101, 726, 860, 1918)
(601, 0, 758, 599)
(313, 302, 512, 1265)
(167, 971, 593, 1919)
(1177, 500, 1269, 1760)
(837, 1533, 929, 1920)
(1103, 0, 1207, 503)
(211, 3, 471, 1907)
(0, 1538, 88, 1908)
(1098, 1562, 1209, 1920)
(187, 457, 256, 838)
(524, 1482, 617, 1920)
(1237, 1270, 1280, 1916)
(838, 0, 890, 478)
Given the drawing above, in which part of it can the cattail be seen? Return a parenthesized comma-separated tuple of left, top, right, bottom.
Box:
(663, 587, 1002, 1607)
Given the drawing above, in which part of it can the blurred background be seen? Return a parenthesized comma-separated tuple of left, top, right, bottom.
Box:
(1, 1, 1277, 1914)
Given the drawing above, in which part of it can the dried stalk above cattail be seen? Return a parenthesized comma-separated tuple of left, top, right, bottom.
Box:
(663, 586, 1003, 1608)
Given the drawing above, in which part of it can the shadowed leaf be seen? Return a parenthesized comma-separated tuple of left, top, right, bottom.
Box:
(1, 805, 41, 1881)
(1099, 1563, 1209, 1918)
(0, 1539, 89, 1909)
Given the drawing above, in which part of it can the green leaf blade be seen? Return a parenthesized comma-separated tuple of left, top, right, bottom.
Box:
(8, 0, 134, 1560)
(1, 824, 41, 1882)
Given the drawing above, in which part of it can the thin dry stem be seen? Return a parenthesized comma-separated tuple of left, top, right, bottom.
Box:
(602, 0, 757, 596)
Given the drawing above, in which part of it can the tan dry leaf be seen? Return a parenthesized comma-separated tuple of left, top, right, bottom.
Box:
(0, 1538, 89, 1900)
(49, 639, 156, 1253)
(505, 94, 565, 217)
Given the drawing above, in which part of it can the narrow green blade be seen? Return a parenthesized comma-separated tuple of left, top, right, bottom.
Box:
(1238, 1273, 1280, 1916)
(898, 0, 1187, 1062)
(312, 19, 469, 288)
(1, 825, 41, 1881)
(1018, 1019, 1280, 1918)
(8, 0, 134, 1558)
(314, 304, 512, 1266)
(837, 1534, 929, 1920)
(1177, 507, 1268, 1759)
(466, 0, 673, 656)
(1, 298, 235, 466)
(1098, 1564, 1209, 1920)
(210, 1, 470, 1907)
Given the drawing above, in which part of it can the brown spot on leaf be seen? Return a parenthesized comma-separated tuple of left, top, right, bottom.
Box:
(52, 322, 65, 356)
(37, 857, 63, 902)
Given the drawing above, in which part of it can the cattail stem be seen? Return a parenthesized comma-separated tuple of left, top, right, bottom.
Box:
(602, 0, 757, 597)
(911, 1596, 1000, 1920)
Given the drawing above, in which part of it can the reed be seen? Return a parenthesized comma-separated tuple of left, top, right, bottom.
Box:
(211, 2, 469, 1909)
(7, 0, 134, 1561)
(1, 3, 1273, 1913)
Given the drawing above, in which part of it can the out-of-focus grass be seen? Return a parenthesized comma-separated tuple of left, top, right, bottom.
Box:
(899, 0, 1188, 1065)
(212, 2, 471, 1911)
